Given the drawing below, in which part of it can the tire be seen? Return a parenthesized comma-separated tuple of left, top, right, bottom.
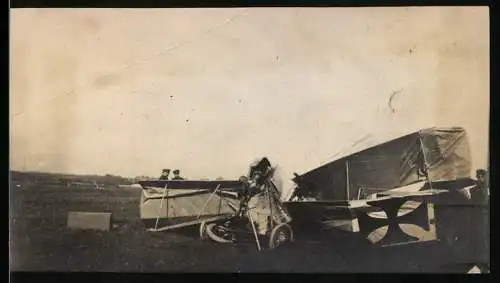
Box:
(268, 223, 294, 249)
(199, 220, 208, 241)
(206, 223, 234, 244)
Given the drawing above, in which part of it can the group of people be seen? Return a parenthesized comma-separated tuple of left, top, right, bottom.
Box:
(159, 169, 185, 180)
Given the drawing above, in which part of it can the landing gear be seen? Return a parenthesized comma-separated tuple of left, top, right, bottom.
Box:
(205, 222, 235, 243)
(200, 218, 294, 250)
(268, 223, 294, 249)
(199, 220, 208, 241)
(198, 157, 293, 251)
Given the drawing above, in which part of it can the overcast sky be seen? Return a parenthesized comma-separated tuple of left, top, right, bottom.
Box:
(10, 7, 489, 197)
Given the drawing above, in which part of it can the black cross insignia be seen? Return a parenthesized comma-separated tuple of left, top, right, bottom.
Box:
(355, 196, 431, 246)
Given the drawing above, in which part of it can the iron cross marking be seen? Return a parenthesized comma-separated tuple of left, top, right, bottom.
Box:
(356, 196, 430, 246)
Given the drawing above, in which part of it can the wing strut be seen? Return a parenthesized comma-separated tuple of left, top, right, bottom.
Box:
(418, 135, 434, 191)
(346, 160, 350, 200)
(154, 183, 169, 231)
(197, 184, 221, 219)
(247, 210, 262, 251)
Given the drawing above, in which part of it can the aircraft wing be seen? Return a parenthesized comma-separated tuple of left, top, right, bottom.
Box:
(348, 188, 448, 209)
(138, 179, 244, 191)
(376, 189, 449, 198)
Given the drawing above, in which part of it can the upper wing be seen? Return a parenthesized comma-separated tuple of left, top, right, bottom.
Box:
(138, 179, 244, 191)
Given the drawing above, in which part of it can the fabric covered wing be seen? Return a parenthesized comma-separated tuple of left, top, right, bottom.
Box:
(139, 180, 244, 191)
(293, 127, 471, 202)
(420, 128, 472, 181)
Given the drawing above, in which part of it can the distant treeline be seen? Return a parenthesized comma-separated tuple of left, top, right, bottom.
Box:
(10, 171, 136, 186)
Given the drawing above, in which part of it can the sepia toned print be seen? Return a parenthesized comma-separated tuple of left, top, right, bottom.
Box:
(10, 7, 489, 273)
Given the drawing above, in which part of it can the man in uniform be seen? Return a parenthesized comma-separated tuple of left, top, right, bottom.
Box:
(159, 169, 170, 180)
(172, 169, 185, 180)
(468, 169, 490, 270)
(471, 169, 489, 204)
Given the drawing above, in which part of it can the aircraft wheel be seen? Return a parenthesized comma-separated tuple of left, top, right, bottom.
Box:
(268, 223, 294, 249)
(206, 223, 234, 244)
(199, 220, 208, 241)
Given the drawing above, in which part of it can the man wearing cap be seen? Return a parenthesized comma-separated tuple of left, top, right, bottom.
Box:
(468, 168, 490, 268)
(471, 169, 489, 205)
(159, 169, 170, 180)
(172, 169, 185, 180)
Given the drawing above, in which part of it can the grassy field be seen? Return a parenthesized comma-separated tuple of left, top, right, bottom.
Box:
(9, 183, 488, 273)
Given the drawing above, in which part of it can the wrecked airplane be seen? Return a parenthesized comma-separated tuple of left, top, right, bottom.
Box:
(138, 126, 488, 267)
(283, 127, 487, 250)
(139, 158, 293, 250)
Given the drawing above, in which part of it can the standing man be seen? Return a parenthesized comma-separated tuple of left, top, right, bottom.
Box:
(469, 168, 490, 270)
(471, 169, 489, 204)
(172, 169, 185, 180)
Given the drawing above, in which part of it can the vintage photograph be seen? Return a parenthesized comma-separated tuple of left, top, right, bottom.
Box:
(10, 7, 489, 273)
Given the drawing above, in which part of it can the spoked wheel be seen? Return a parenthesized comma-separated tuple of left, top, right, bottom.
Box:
(268, 223, 294, 249)
(206, 222, 235, 244)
